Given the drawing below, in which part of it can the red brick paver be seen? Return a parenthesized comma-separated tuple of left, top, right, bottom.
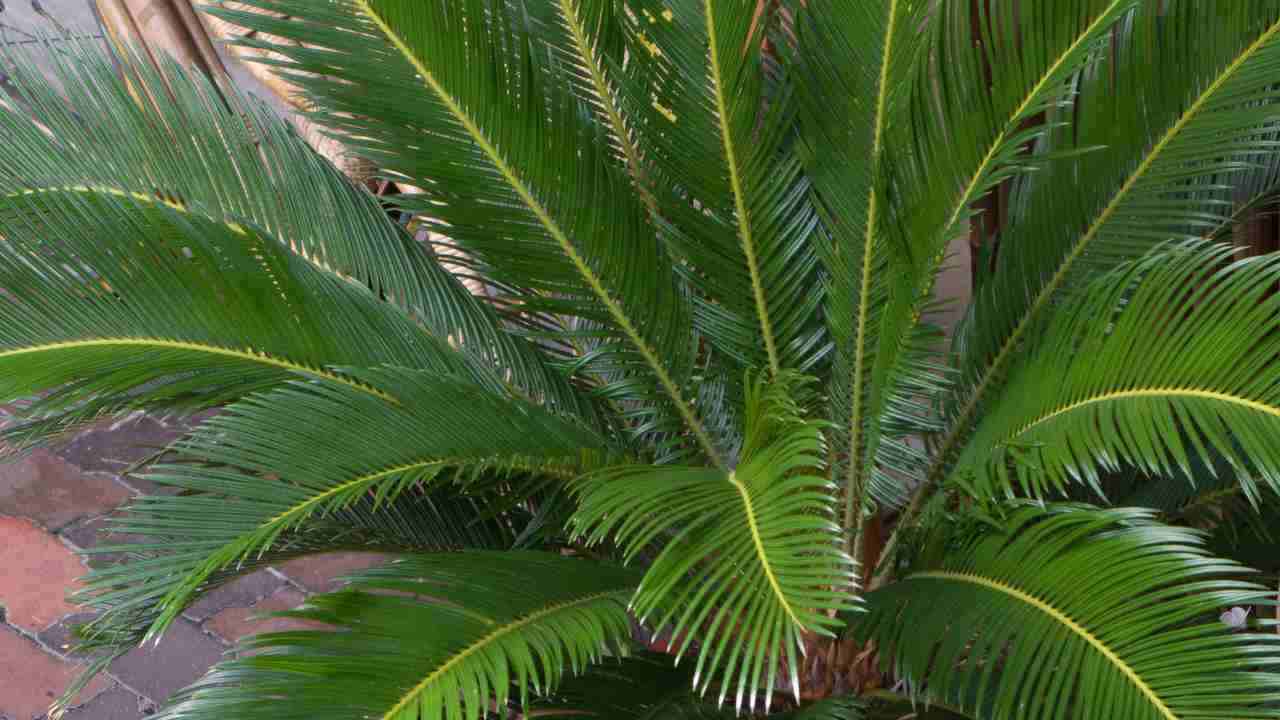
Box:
(0, 516, 87, 632)
(205, 587, 329, 648)
(0, 625, 110, 720)
(278, 551, 395, 593)
(185, 569, 287, 622)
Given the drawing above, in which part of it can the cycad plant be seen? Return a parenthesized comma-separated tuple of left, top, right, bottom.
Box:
(9, 0, 1280, 718)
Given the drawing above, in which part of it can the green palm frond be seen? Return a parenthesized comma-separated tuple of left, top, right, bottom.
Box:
(790, 0, 1138, 518)
(787, 0, 930, 526)
(62, 483, 517, 704)
(153, 551, 639, 720)
(877, 0, 1140, 459)
(604, 0, 826, 380)
(902, 0, 1141, 267)
(858, 504, 1280, 720)
(518, 0, 658, 216)
(572, 373, 856, 712)
(82, 366, 603, 641)
(1077, 453, 1264, 527)
(0, 39, 589, 422)
(943, 1, 1280, 475)
(207, 0, 710, 460)
(0, 182, 492, 453)
(953, 241, 1280, 501)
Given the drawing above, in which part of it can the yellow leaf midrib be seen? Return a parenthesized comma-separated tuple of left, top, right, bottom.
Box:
(703, 0, 779, 375)
(924, 14, 1280, 490)
(355, 0, 720, 465)
(380, 588, 634, 720)
(1008, 386, 1280, 440)
(845, 0, 899, 546)
(162, 457, 578, 616)
(261, 456, 578, 530)
(0, 337, 391, 400)
(727, 470, 802, 627)
(912, 570, 1177, 720)
(941, 0, 1128, 238)
(9, 184, 248, 235)
(8, 184, 370, 285)
(555, 0, 659, 219)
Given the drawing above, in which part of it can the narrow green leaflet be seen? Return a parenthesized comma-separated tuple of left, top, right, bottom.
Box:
(0, 39, 588, 420)
(0, 190, 484, 450)
(82, 366, 604, 641)
(859, 504, 1280, 720)
(788, 0, 920, 521)
(954, 242, 1280, 502)
(797, 0, 1137, 511)
(208, 0, 708, 459)
(153, 552, 639, 720)
(618, 0, 825, 378)
(946, 1, 1280, 476)
(573, 374, 856, 712)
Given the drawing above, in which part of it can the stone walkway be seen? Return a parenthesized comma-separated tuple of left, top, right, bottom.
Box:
(0, 411, 391, 720)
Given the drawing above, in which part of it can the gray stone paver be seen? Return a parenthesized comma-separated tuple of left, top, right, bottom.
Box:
(57, 685, 154, 720)
(0, 0, 106, 93)
(105, 618, 229, 703)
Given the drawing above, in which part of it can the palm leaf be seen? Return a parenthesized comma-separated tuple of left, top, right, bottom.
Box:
(786, 0, 930, 529)
(804, 0, 1138, 513)
(0, 39, 590, 421)
(572, 373, 856, 712)
(901, 0, 1142, 270)
(153, 551, 640, 720)
(0, 181, 497, 454)
(520, 0, 661, 220)
(858, 504, 1280, 720)
(81, 366, 603, 642)
(953, 241, 1280, 502)
(615, 0, 825, 379)
(941, 1, 1280, 481)
(207, 0, 712, 461)
(60, 483, 518, 712)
